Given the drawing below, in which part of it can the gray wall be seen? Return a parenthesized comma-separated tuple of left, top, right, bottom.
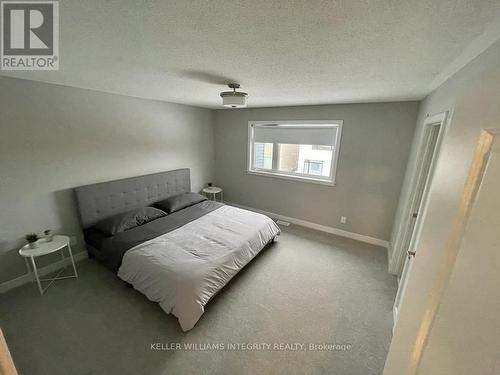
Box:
(214, 102, 419, 241)
(0, 77, 215, 284)
(384, 39, 500, 374)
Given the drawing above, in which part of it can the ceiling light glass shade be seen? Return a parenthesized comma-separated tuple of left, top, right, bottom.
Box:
(220, 91, 248, 108)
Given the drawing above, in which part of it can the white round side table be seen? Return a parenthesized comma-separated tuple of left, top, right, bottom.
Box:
(202, 186, 223, 202)
(18, 235, 78, 295)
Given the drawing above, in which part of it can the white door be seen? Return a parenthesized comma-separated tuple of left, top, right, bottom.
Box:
(384, 129, 500, 375)
(392, 115, 444, 326)
(415, 131, 500, 374)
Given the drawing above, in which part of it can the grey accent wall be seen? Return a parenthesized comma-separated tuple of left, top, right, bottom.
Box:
(384, 39, 500, 374)
(0, 77, 215, 284)
(214, 102, 419, 241)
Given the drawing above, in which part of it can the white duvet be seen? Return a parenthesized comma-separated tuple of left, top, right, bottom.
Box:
(117, 205, 280, 331)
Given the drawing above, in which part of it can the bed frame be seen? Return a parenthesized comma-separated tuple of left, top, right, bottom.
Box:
(73, 168, 191, 259)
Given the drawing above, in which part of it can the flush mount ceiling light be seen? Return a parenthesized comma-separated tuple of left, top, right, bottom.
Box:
(220, 83, 248, 108)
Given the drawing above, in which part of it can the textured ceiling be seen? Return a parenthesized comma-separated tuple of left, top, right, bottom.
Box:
(2, 0, 500, 108)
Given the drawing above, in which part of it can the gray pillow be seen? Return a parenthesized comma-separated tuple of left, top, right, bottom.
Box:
(154, 192, 207, 214)
(94, 207, 167, 236)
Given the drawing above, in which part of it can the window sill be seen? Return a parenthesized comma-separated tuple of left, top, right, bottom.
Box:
(247, 170, 336, 186)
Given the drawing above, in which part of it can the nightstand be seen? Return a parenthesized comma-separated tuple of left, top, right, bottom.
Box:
(202, 186, 223, 202)
(18, 235, 78, 295)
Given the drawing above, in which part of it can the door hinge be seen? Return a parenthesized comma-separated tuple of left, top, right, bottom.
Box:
(407, 250, 416, 257)
(412, 212, 418, 218)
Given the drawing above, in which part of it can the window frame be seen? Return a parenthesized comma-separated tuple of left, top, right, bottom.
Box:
(247, 120, 343, 186)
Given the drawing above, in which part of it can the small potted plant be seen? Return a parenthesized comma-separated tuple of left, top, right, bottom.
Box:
(44, 229, 53, 242)
(25, 233, 39, 249)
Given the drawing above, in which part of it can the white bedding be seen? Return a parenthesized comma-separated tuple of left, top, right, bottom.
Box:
(117, 205, 280, 331)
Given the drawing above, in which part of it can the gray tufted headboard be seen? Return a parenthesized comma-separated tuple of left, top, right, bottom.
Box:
(74, 169, 191, 229)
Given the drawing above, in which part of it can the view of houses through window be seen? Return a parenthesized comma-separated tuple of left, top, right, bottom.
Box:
(254, 143, 333, 178)
(254, 143, 273, 169)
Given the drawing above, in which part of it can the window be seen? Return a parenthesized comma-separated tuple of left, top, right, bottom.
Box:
(248, 121, 342, 185)
(304, 160, 323, 176)
(253, 142, 273, 169)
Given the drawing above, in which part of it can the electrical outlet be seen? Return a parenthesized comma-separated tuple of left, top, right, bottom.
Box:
(340, 216, 347, 224)
(70, 236, 77, 245)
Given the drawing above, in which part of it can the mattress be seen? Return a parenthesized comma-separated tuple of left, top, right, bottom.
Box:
(117, 205, 280, 331)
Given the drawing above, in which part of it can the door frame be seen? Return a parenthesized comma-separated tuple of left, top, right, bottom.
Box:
(389, 111, 450, 276)
(391, 111, 449, 326)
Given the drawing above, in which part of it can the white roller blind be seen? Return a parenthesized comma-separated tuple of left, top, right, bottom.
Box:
(253, 125, 338, 146)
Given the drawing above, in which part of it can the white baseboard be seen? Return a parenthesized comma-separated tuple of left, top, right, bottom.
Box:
(0, 251, 87, 294)
(227, 201, 389, 248)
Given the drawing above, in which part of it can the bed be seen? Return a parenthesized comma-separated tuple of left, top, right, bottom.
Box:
(74, 169, 280, 331)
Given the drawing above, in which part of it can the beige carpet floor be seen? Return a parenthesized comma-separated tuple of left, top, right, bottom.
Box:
(0, 225, 397, 375)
